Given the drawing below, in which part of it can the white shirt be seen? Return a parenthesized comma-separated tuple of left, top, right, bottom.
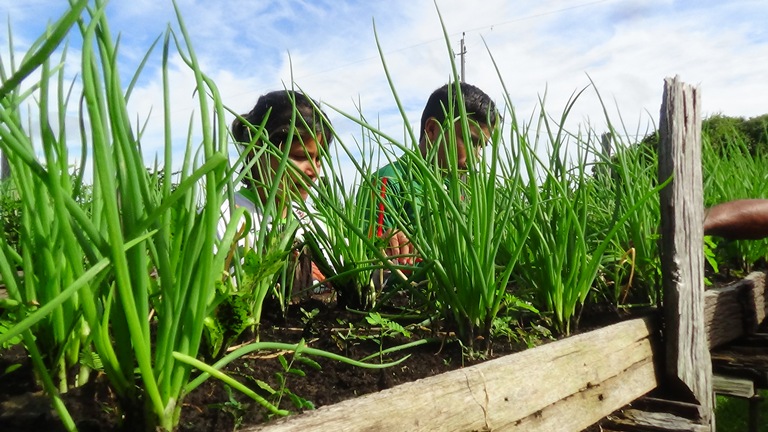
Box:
(217, 191, 310, 248)
(217, 191, 331, 289)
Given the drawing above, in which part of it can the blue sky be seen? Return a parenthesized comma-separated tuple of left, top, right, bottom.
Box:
(2, 0, 767, 183)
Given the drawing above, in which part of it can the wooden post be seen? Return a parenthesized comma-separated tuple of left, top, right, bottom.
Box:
(600, 132, 612, 159)
(658, 76, 713, 428)
(0, 150, 9, 180)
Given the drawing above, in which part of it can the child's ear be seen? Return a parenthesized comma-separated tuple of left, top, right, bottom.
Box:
(424, 117, 442, 143)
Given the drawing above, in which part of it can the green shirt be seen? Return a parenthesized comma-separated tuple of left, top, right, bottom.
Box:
(359, 157, 423, 237)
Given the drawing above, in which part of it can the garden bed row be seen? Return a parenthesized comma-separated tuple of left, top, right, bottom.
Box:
(244, 270, 766, 432)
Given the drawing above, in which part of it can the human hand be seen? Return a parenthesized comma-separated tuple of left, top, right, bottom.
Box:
(382, 229, 417, 265)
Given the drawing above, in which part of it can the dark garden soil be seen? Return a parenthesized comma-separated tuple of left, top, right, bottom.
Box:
(9, 255, 763, 432)
(0, 293, 662, 432)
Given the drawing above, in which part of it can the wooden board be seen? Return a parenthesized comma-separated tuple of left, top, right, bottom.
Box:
(603, 396, 711, 431)
(248, 317, 658, 432)
(711, 340, 768, 388)
(509, 356, 657, 431)
(713, 374, 755, 398)
(704, 272, 766, 349)
(606, 408, 710, 432)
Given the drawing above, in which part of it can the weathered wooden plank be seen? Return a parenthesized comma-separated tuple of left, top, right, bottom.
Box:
(658, 76, 712, 426)
(606, 408, 710, 432)
(752, 272, 767, 324)
(740, 333, 768, 346)
(509, 356, 657, 431)
(704, 272, 766, 348)
(633, 396, 708, 420)
(711, 344, 768, 388)
(713, 374, 755, 398)
(249, 317, 658, 432)
(603, 396, 711, 431)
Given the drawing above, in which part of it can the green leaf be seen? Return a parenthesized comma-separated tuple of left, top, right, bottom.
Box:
(294, 355, 322, 371)
(287, 368, 306, 377)
(255, 379, 277, 395)
(2, 363, 22, 377)
(277, 354, 288, 370)
(287, 391, 312, 410)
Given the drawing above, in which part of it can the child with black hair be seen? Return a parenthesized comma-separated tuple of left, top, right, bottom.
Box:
(225, 89, 330, 217)
(362, 82, 500, 264)
(218, 89, 332, 295)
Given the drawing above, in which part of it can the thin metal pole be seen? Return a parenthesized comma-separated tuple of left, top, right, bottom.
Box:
(457, 32, 466, 82)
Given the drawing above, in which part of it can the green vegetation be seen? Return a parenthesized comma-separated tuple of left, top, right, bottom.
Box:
(1, 1, 767, 431)
(716, 391, 768, 432)
(0, 2, 404, 430)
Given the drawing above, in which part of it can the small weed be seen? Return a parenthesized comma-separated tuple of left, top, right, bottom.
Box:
(703, 235, 719, 286)
(332, 321, 363, 356)
(330, 313, 413, 362)
(203, 283, 258, 358)
(209, 385, 250, 430)
(492, 315, 553, 349)
(365, 312, 411, 363)
(300, 307, 320, 325)
(251, 347, 320, 419)
(299, 307, 320, 336)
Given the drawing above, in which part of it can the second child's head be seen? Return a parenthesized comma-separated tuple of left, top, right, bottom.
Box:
(232, 90, 332, 202)
(419, 82, 499, 170)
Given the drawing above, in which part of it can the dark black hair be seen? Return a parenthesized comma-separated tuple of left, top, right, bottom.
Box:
(232, 90, 332, 149)
(418, 82, 498, 143)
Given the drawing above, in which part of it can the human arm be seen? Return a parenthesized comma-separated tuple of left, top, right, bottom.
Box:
(703, 199, 768, 240)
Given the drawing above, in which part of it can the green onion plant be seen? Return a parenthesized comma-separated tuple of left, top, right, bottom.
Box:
(514, 90, 668, 335)
(341, 17, 542, 353)
(299, 130, 388, 310)
(588, 132, 663, 307)
(296, 95, 425, 311)
(206, 92, 317, 355)
(1, 1, 237, 429)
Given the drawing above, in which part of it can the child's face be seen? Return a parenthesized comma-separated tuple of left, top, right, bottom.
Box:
(271, 132, 323, 201)
(425, 118, 491, 170)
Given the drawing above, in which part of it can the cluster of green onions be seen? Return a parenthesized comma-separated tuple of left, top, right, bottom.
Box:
(0, 2, 401, 430)
(5, 2, 764, 431)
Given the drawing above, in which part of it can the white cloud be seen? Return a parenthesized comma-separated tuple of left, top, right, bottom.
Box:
(3, 0, 768, 186)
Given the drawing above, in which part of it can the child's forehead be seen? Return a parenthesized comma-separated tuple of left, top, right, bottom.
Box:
(448, 120, 491, 137)
(274, 117, 328, 144)
(286, 130, 324, 149)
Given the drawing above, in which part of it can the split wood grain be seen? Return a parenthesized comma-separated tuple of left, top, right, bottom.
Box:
(658, 75, 712, 426)
(704, 272, 766, 349)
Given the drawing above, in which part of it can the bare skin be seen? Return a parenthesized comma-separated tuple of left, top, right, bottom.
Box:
(382, 228, 416, 265)
(249, 132, 323, 216)
(419, 118, 491, 171)
(703, 199, 768, 240)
